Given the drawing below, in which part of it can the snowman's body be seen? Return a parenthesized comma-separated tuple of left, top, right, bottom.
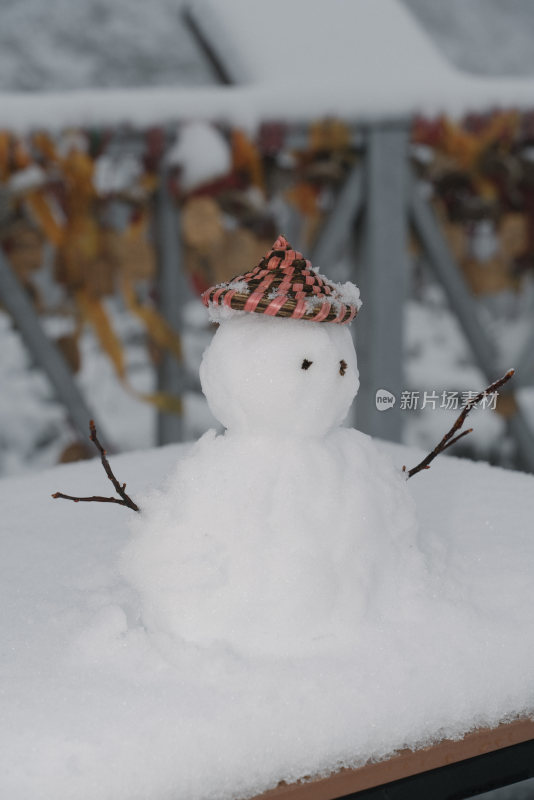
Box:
(121, 314, 423, 658)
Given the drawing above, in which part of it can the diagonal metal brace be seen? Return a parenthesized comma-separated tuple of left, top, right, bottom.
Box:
(0, 249, 107, 456)
(310, 163, 364, 268)
(409, 177, 534, 472)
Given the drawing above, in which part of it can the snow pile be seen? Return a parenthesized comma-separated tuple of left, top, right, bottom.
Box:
(121, 315, 421, 658)
(1, 433, 534, 798)
(167, 122, 232, 192)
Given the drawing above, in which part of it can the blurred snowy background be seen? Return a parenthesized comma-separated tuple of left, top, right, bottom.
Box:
(1, 0, 534, 480)
(0, 0, 533, 91)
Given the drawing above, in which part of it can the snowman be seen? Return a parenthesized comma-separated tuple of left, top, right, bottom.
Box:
(121, 236, 424, 659)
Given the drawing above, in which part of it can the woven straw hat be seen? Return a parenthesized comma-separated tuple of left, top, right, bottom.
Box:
(202, 234, 360, 324)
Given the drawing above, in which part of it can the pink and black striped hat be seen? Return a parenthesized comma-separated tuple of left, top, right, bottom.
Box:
(202, 235, 361, 324)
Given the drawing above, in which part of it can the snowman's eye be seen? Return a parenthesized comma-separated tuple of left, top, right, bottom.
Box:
(301, 359, 313, 370)
(339, 360, 347, 376)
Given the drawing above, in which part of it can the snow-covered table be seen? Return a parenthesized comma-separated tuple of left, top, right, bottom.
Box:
(251, 718, 534, 799)
(1, 440, 533, 800)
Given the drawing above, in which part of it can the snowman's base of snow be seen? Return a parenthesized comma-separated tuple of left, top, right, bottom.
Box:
(249, 717, 534, 800)
(120, 426, 425, 660)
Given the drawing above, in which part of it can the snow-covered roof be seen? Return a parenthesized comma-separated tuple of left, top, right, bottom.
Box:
(2, 0, 534, 131)
(187, 0, 534, 119)
(2, 440, 534, 799)
(190, 0, 451, 88)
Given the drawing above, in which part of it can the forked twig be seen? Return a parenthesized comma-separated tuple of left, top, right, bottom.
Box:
(403, 369, 515, 479)
(52, 420, 140, 512)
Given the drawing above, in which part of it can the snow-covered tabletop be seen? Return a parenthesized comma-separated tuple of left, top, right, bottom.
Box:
(1, 439, 533, 800)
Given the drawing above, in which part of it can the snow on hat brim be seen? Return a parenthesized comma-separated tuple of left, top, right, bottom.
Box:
(202, 235, 361, 324)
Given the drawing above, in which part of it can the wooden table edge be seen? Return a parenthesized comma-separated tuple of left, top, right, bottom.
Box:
(250, 717, 534, 800)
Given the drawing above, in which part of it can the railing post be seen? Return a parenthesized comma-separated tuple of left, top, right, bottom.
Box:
(154, 160, 192, 445)
(356, 121, 410, 441)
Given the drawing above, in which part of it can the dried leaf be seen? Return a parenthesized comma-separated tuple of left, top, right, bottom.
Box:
(182, 196, 225, 255)
(495, 392, 519, 418)
(0, 132, 9, 182)
(25, 191, 64, 247)
(76, 291, 126, 379)
(232, 129, 264, 189)
(2, 221, 44, 279)
(116, 212, 155, 281)
(211, 228, 271, 286)
(462, 256, 519, 295)
(13, 139, 31, 170)
(58, 441, 90, 464)
(32, 132, 59, 164)
(133, 390, 183, 415)
(499, 213, 528, 260)
(56, 333, 81, 373)
(309, 119, 351, 153)
(77, 288, 183, 415)
(285, 182, 319, 216)
(121, 279, 183, 362)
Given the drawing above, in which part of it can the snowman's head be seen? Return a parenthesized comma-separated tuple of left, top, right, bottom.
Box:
(200, 314, 359, 437)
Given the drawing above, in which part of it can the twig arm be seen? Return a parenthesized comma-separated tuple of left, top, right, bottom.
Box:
(88, 420, 139, 511)
(52, 421, 140, 512)
(403, 369, 514, 479)
(441, 428, 473, 453)
(52, 492, 134, 508)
